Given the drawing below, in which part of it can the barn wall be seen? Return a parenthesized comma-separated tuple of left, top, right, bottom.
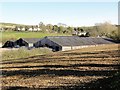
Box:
(29, 43, 33, 47)
(62, 46, 87, 51)
(34, 38, 62, 51)
(15, 38, 29, 47)
(44, 39, 62, 51)
(34, 38, 50, 47)
(62, 46, 72, 51)
(34, 37, 112, 51)
(34, 41, 42, 47)
(0, 43, 2, 48)
(40, 38, 47, 45)
(72, 46, 89, 49)
(2, 41, 15, 48)
(62, 45, 106, 51)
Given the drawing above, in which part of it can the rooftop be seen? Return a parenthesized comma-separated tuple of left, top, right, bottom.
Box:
(46, 36, 114, 46)
(22, 38, 41, 43)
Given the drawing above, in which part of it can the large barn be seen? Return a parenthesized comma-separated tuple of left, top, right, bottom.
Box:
(2, 36, 116, 51)
(34, 36, 115, 51)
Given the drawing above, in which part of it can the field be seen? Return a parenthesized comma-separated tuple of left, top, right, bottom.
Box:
(1, 44, 120, 89)
(1, 31, 70, 43)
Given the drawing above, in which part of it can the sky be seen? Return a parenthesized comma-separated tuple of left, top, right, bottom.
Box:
(0, 1, 118, 27)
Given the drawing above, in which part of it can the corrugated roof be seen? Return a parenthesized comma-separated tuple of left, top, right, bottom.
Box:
(46, 36, 114, 46)
(22, 38, 41, 43)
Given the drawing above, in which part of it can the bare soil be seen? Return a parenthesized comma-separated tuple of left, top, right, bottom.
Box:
(1, 44, 120, 90)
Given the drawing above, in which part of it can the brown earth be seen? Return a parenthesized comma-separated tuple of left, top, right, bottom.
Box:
(1, 44, 120, 90)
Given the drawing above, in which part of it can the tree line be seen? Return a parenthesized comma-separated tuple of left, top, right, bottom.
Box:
(1, 21, 119, 41)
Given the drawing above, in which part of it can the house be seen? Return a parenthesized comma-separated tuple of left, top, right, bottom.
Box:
(0, 27, 4, 31)
(32, 26, 39, 32)
(37, 28, 41, 31)
(72, 28, 89, 37)
(78, 32, 87, 36)
(28, 27, 33, 31)
(33, 27, 38, 31)
(17, 27, 21, 31)
(72, 30, 78, 36)
(27, 25, 41, 32)
(72, 30, 88, 37)
(34, 36, 114, 51)
(21, 27, 25, 31)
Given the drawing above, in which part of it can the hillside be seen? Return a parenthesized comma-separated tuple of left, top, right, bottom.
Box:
(0, 22, 27, 28)
(1, 44, 120, 89)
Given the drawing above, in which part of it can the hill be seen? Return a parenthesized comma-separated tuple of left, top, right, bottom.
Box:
(1, 44, 120, 89)
(0, 22, 27, 28)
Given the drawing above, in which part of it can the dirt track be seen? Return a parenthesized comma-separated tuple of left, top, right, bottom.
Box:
(1, 44, 120, 89)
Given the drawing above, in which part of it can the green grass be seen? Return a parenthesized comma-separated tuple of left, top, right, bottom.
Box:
(0, 22, 27, 28)
(2, 48, 53, 60)
(1, 31, 70, 43)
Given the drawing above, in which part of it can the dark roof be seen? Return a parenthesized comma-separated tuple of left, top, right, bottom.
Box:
(46, 36, 114, 46)
(22, 38, 41, 43)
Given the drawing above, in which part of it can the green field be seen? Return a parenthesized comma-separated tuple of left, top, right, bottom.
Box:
(1, 31, 70, 43)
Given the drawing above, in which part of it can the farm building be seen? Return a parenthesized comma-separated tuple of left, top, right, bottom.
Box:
(15, 38, 41, 47)
(2, 36, 116, 51)
(2, 40, 15, 48)
(2, 38, 41, 48)
(34, 36, 115, 51)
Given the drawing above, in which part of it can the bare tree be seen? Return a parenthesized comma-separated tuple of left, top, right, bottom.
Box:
(95, 21, 117, 37)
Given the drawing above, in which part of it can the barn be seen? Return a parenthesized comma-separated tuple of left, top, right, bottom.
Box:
(2, 38, 41, 48)
(15, 38, 41, 48)
(34, 36, 115, 51)
(34, 37, 62, 51)
(2, 36, 115, 51)
(14, 38, 28, 47)
(2, 40, 15, 48)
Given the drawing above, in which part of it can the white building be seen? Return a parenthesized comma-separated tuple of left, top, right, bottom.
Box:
(21, 27, 25, 31)
(28, 28, 33, 31)
(17, 27, 21, 31)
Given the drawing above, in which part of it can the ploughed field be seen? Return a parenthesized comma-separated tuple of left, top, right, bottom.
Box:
(1, 44, 120, 89)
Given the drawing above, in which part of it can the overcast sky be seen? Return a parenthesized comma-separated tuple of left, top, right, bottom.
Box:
(0, 1, 118, 26)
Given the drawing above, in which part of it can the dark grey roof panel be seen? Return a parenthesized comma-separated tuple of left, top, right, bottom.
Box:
(22, 38, 41, 43)
(46, 36, 114, 46)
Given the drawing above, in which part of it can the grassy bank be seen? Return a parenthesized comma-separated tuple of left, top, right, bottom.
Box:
(2, 48, 53, 60)
(2, 44, 119, 61)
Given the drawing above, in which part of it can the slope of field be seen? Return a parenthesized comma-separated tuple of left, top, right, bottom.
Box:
(1, 31, 70, 43)
(1, 44, 120, 89)
(0, 22, 27, 28)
